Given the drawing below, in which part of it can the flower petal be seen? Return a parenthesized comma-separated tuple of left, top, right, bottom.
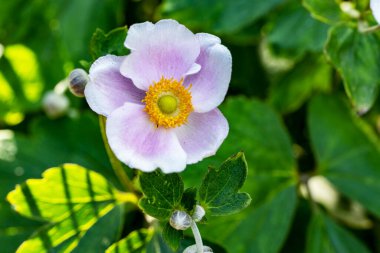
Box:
(106, 103, 187, 173)
(120, 19, 201, 90)
(175, 109, 229, 164)
(85, 55, 145, 116)
(371, 0, 380, 24)
(184, 33, 232, 113)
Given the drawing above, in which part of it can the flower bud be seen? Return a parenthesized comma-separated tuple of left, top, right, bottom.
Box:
(169, 210, 192, 230)
(192, 205, 205, 222)
(42, 91, 69, 118)
(68, 68, 89, 97)
(183, 245, 213, 253)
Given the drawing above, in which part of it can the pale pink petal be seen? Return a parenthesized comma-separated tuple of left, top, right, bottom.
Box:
(174, 109, 229, 164)
(371, 0, 380, 24)
(106, 103, 187, 173)
(120, 19, 201, 90)
(85, 55, 145, 116)
(184, 33, 232, 113)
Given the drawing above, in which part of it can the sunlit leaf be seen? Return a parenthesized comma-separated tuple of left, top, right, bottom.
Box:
(7, 164, 137, 252)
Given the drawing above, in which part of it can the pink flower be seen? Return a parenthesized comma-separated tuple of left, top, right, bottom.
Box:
(371, 0, 380, 24)
(85, 19, 231, 173)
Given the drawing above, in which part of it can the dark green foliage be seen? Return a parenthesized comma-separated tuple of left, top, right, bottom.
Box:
(199, 152, 251, 216)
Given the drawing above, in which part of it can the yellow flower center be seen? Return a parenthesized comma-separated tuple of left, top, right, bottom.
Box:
(143, 77, 193, 128)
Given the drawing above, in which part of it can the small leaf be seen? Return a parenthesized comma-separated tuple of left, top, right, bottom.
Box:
(325, 24, 380, 113)
(106, 229, 154, 253)
(90, 26, 130, 60)
(139, 171, 184, 220)
(306, 212, 371, 253)
(162, 222, 183, 251)
(6, 164, 136, 252)
(181, 187, 197, 213)
(199, 152, 251, 216)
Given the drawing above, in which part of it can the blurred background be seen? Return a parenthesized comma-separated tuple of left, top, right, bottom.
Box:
(1, 0, 380, 252)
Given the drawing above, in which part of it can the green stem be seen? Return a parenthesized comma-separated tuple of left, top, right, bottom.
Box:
(360, 24, 380, 33)
(99, 115, 135, 192)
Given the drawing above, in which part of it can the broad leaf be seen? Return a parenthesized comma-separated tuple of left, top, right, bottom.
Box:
(162, 222, 183, 251)
(139, 171, 184, 220)
(199, 152, 251, 216)
(325, 24, 380, 113)
(267, 4, 329, 58)
(0, 113, 117, 200)
(183, 97, 298, 253)
(106, 229, 154, 253)
(7, 164, 136, 252)
(0, 201, 42, 253)
(268, 56, 332, 114)
(90, 26, 130, 60)
(180, 187, 197, 214)
(306, 212, 371, 253)
(159, 0, 285, 34)
(308, 95, 380, 217)
(302, 0, 342, 24)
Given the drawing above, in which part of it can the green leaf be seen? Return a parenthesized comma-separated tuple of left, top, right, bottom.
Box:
(0, 201, 43, 253)
(162, 222, 183, 251)
(159, 0, 285, 34)
(203, 186, 298, 253)
(267, 4, 329, 58)
(302, 0, 342, 24)
(180, 187, 197, 213)
(199, 152, 251, 216)
(90, 26, 130, 60)
(106, 229, 154, 253)
(6, 164, 135, 252)
(325, 24, 380, 113)
(268, 56, 332, 114)
(0, 113, 118, 200)
(139, 171, 184, 220)
(182, 97, 298, 252)
(308, 95, 380, 217)
(306, 212, 371, 253)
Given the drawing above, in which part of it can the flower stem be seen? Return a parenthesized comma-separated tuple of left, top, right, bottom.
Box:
(360, 24, 380, 33)
(99, 115, 135, 192)
(190, 220, 204, 253)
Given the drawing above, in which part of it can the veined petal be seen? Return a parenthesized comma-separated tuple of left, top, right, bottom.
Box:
(371, 0, 380, 24)
(175, 109, 229, 164)
(120, 19, 201, 90)
(85, 55, 145, 116)
(106, 103, 187, 173)
(184, 33, 232, 113)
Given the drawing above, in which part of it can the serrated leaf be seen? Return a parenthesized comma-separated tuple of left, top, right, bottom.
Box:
(139, 171, 184, 220)
(6, 164, 136, 252)
(199, 152, 251, 216)
(106, 229, 154, 253)
(306, 212, 371, 253)
(302, 0, 342, 24)
(162, 223, 183, 251)
(325, 24, 380, 113)
(90, 26, 130, 60)
(308, 95, 380, 217)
